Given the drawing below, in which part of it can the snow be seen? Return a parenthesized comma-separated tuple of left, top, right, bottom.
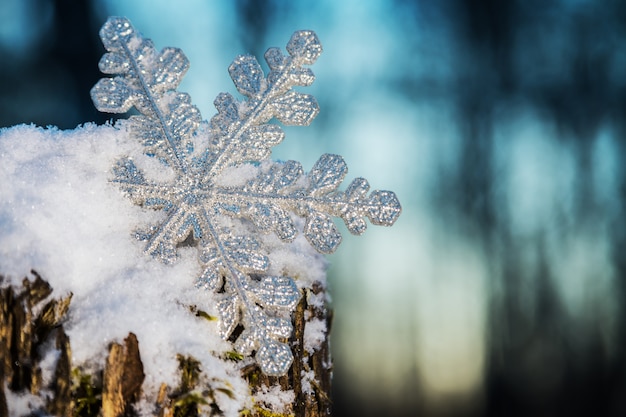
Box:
(0, 123, 327, 414)
(303, 317, 327, 353)
(300, 370, 316, 396)
(253, 384, 295, 413)
(4, 383, 46, 417)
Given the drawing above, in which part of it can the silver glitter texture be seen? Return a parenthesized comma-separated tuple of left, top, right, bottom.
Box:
(91, 17, 401, 376)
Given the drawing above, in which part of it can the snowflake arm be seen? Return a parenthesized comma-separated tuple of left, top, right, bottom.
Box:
(91, 17, 201, 175)
(214, 154, 401, 254)
(91, 17, 401, 376)
(202, 29, 322, 182)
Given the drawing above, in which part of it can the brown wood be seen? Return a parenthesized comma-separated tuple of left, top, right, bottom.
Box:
(102, 333, 145, 417)
(242, 282, 333, 417)
(0, 271, 73, 416)
(48, 329, 72, 416)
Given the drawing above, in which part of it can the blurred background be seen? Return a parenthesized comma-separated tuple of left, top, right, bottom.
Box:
(2, 1, 626, 416)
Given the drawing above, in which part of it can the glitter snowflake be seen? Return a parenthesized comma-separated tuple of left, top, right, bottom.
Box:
(91, 17, 401, 376)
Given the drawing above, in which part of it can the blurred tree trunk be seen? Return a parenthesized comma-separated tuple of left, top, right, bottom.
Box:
(0, 272, 333, 417)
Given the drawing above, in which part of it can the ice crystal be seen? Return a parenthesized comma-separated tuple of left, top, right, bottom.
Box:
(91, 17, 401, 376)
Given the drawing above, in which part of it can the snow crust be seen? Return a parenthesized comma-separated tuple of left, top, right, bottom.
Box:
(0, 123, 327, 414)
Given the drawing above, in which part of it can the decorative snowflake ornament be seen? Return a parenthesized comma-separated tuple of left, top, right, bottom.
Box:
(91, 17, 401, 376)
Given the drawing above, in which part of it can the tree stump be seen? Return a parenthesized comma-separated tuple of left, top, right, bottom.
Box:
(241, 282, 333, 417)
(0, 271, 72, 416)
(0, 272, 333, 416)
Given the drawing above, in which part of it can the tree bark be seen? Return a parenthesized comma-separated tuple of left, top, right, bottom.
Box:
(0, 273, 333, 417)
(241, 282, 333, 417)
(102, 333, 145, 417)
(0, 271, 73, 416)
